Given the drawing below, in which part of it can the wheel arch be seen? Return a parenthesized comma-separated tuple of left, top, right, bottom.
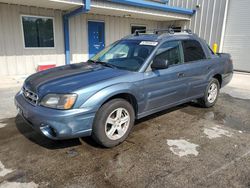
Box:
(213, 74, 222, 87)
(101, 93, 138, 117)
(80, 83, 140, 117)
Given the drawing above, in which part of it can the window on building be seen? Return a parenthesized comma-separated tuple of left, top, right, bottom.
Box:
(171, 26, 182, 32)
(182, 40, 206, 62)
(131, 25, 146, 34)
(154, 41, 182, 67)
(22, 15, 55, 48)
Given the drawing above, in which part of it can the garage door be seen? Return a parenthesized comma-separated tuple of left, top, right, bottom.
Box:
(222, 0, 250, 72)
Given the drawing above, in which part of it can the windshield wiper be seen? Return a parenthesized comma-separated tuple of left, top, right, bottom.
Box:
(87, 59, 95, 63)
(87, 60, 117, 69)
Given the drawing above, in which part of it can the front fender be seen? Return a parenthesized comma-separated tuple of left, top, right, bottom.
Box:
(80, 83, 140, 112)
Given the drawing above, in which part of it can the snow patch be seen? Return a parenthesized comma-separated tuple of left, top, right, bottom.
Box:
(0, 161, 13, 177)
(0, 123, 6, 128)
(167, 139, 199, 157)
(204, 126, 232, 139)
(0, 181, 38, 188)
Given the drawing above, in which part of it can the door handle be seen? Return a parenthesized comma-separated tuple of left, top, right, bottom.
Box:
(207, 66, 213, 71)
(177, 72, 185, 78)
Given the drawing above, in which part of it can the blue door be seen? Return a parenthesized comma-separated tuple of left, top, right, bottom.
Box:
(88, 21, 105, 58)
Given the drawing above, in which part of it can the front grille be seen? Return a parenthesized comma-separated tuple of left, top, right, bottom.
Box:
(22, 86, 39, 105)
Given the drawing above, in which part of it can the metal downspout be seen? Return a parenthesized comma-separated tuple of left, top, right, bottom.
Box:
(63, 0, 90, 65)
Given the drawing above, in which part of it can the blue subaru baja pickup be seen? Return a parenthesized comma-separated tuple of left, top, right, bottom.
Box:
(15, 29, 233, 147)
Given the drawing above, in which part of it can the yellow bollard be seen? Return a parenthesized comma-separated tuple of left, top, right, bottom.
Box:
(213, 43, 218, 54)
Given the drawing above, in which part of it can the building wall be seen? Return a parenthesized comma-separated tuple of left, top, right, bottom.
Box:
(0, 1, 228, 75)
(0, 3, 65, 76)
(167, 0, 228, 48)
(68, 0, 229, 64)
(69, 13, 161, 63)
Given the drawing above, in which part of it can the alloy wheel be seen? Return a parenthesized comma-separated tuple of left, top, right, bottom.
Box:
(105, 108, 130, 140)
(207, 83, 218, 103)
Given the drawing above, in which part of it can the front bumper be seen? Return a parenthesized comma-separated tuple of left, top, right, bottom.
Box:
(15, 92, 95, 140)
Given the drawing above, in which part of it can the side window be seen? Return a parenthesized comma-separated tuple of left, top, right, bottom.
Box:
(182, 40, 206, 62)
(154, 41, 182, 66)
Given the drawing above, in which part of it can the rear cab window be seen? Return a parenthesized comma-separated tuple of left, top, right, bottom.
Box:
(182, 40, 206, 63)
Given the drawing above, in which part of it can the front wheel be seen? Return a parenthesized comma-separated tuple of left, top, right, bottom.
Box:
(198, 78, 220, 108)
(92, 99, 135, 148)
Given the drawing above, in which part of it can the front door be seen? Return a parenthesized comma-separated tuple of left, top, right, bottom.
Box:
(142, 41, 188, 113)
(88, 21, 105, 58)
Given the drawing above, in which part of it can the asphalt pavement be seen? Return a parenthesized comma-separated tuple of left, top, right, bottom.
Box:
(0, 73, 249, 188)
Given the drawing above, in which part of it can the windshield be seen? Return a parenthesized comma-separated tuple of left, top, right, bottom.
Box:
(90, 40, 157, 71)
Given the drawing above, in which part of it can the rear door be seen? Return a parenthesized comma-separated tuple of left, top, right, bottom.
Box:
(180, 40, 212, 98)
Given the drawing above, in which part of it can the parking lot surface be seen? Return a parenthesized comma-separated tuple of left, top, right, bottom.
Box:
(0, 73, 250, 188)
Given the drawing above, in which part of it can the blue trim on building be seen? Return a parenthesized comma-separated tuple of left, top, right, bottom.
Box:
(63, 0, 90, 65)
(63, 15, 70, 65)
(63, 0, 194, 65)
(108, 0, 195, 15)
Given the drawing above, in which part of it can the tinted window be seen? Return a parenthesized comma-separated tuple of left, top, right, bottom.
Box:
(154, 41, 182, 66)
(22, 16, 54, 48)
(182, 40, 206, 62)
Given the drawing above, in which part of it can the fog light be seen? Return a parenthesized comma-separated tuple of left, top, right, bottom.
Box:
(40, 125, 57, 138)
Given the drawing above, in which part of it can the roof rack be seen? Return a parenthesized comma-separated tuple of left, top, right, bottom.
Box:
(134, 28, 192, 36)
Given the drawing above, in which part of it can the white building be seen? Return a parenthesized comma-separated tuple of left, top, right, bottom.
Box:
(0, 0, 249, 75)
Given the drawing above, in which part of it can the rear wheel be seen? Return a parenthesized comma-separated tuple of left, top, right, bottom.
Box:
(198, 78, 220, 108)
(92, 99, 135, 147)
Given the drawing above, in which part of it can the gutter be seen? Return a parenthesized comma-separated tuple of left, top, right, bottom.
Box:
(63, 0, 90, 65)
(108, 0, 195, 15)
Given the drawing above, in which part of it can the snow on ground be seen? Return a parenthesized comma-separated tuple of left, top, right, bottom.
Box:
(204, 125, 233, 139)
(0, 161, 13, 177)
(0, 181, 38, 188)
(0, 123, 6, 128)
(167, 139, 199, 157)
(0, 161, 38, 188)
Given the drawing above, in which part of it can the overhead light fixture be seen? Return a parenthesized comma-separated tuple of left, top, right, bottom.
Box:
(124, 14, 131, 18)
(49, 0, 83, 6)
(196, 4, 201, 9)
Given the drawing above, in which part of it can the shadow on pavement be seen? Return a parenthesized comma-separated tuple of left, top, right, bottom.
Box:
(135, 103, 192, 125)
(15, 115, 81, 150)
(13, 102, 200, 149)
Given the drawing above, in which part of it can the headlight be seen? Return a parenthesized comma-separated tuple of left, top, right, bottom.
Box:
(40, 94, 77, 110)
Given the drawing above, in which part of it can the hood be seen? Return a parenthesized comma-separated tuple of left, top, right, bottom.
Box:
(24, 62, 128, 96)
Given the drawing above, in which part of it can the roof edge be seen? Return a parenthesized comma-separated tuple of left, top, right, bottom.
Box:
(107, 0, 195, 15)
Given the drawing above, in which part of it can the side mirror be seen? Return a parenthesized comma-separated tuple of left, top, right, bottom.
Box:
(151, 58, 169, 70)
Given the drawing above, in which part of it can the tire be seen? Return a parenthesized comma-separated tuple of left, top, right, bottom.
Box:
(91, 98, 135, 148)
(198, 78, 220, 108)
